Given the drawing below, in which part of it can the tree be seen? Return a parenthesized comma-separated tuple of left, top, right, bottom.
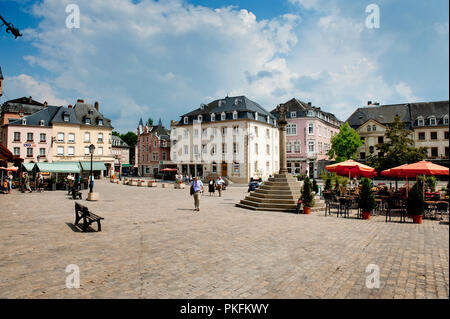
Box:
(301, 177, 315, 207)
(146, 118, 153, 127)
(366, 116, 428, 172)
(359, 178, 376, 212)
(112, 131, 121, 137)
(327, 122, 363, 163)
(120, 131, 138, 165)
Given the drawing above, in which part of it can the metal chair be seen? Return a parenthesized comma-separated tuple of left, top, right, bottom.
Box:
(436, 202, 449, 221)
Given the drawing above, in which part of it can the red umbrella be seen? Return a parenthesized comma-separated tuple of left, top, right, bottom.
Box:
(326, 159, 377, 178)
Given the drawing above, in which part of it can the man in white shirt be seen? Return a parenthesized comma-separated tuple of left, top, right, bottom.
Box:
(190, 176, 204, 211)
(216, 176, 225, 197)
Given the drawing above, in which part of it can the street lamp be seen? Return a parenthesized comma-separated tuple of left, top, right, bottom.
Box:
(89, 144, 95, 193)
(35, 155, 40, 191)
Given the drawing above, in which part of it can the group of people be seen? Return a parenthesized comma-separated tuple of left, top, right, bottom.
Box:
(66, 173, 82, 195)
(2, 172, 13, 194)
(189, 176, 227, 211)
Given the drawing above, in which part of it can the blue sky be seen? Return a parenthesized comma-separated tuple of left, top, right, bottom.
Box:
(0, 0, 448, 133)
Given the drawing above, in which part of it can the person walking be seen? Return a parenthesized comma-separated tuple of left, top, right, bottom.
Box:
(216, 176, 225, 197)
(37, 173, 44, 192)
(24, 173, 32, 193)
(190, 176, 204, 211)
(208, 178, 216, 196)
(7, 173, 13, 194)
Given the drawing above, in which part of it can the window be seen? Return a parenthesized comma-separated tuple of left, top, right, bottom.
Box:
(307, 110, 314, 117)
(198, 115, 202, 123)
(27, 148, 33, 157)
(431, 147, 438, 157)
(68, 133, 75, 143)
(445, 131, 449, 140)
(266, 144, 270, 155)
(63, 114, 70, 122)
(184, 117, 188, 124)
(254, 161, 258, 173)
(308, 123, 314, 135)
(40, 133, 46, 142)
(429, 117, 437, 126)
(431, 132, 438, 140)
(233, 143, 238, 154)
(221, 112, 226, 121)
(266, 161, 270, 173)
(162, 152, 167, 160)
(255, 143, 259, 155)
(372, 125, 377, 131)
(84, 132, 90, 142)
(287, 124, 297, 136)
(367, 125, 371, 132)
(39, 120, 44, 126)
(446, 147, 449, 158)
(85, 118, 91, 125)
(84, 147, 90, 155)
(202, 128, 207, 138)
(184, 129, 189, 139)
(14, 132, 20, 141)
(444, 116, 449, 125)
(68, 146, 75, 156)
(290, 111, 296, 118)
(97, 147, 103, 155)
(233, 162, 240, 174)
(418, 132, 425, 140)
(193, 145, 199, 155)
(266, 129, 270, 138)
(57, 146, 64, 156)
(152, 152, 158, 161)
(254, 126, 258, 137)
(212, 128, 217, 137)
(184, 145, 189, 155)
(233, 126, 239, 135)
(360, 152, 366, 160)
(378, 136, 384, 144)
(98, 119, 103, 126)
(98, 133, 103, 142)
(39, 148, 46, 157)
(202, 144, 207, 154)
(194, 129, 199, 138)
(212, 162, 217, 173)
(222, 127, 227, 136)
(294, 141, 300, 153)
(13, 147, 20, 155)
(211, 144, 217, 155)
(27, 133, 34, 142)
(211, 114, 215, 121)
(21, 119, 26, 125)
(222, 143, 226, 154)
(318, 125, 322, 136)
(417, 117, 424, 126)
(233, 111, 238, 120)
(308, 141, 315, 152)
(318, 142, 322, 153)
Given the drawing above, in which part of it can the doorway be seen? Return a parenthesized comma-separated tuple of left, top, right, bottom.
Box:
(221, 162, 228, 177)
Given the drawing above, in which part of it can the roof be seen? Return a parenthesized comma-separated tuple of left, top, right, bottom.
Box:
(112, 135, 130, 148)
(346, 100, 449, 129)
(149, 124, 170, 140)
(0, 66, 3, 80)
(73, 102, 113, 128)
(181, 95, 276, 121)
(138, 117, 143, 127)
(1, 97, 45, 115)
(8, 106, 60, 126)
(51, 106, 81, 125)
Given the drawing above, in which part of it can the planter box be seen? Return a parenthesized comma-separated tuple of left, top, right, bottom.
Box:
(147, 181, 157, 187)
(129, 179, 138, 186)
(161, 183, 168, 188)
(174, 183, 185, 189)
(138, 180, 146, 187)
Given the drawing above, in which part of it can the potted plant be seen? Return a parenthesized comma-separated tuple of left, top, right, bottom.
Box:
(359, 178, 376, 220)
(407, 180, 424, 224)
(301, 177, 315, 214)
(425, 176, 437, 192)
(312, 179, 319, 195)
(174, 179, 185, 189)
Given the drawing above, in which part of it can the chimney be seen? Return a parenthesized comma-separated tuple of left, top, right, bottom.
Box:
(367, 101, 372, 106)
(28, 96, 32, 103)
(94, 101, 99, 111)
(68, 104, 73, 109)
(307, 102, 312, 106)
(77, 99, 84, 104)
(44, 101, 48, 107)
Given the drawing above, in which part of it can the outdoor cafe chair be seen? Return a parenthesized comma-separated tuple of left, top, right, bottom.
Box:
(436, 202, 449, 221)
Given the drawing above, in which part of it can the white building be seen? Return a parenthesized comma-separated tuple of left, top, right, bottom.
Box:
(171, 96, 279, 183)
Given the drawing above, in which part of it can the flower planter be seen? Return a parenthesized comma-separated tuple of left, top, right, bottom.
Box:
(303, 207, 311, 214)
(129, 179, 138, 186)
(161, 183, 168, 188)
(174, 183, 185, 189)
(147, 181, 157, 187)
(362, 211, 371, 220)
(412, 215, 423, 224)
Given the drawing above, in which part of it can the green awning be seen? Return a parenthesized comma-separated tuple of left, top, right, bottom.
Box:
(22, 163, 35, 172)
(121, 164, 133, 168)
(36, 162, 81, 173)
(80, 161, 107, 171)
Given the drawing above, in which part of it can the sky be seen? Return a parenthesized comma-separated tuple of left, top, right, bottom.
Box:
(0, 0, 448, 133)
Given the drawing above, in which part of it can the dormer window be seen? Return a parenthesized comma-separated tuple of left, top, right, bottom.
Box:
(233, 111, 238, 120)
(367, 125, 371, 132)
(221, 112, 226, 121)
(308, 110, 314, 117)
(198, 115, 203, 123)
(429, 116, 437, 126)
(184, 117, 188, 125)
(417, 117, 424, 126)
(63, 114, 70, 122)
(39, 120, 45, 126)
(444, 115, 449, 125)
(21, 119, 26, 125)
(255, 112, 258, 121)
(218, 100, 225, 107)
(85, 118, 91, 125)
(211, 113, 216, 122)
(291, 112, 296, 118)
(98, 119, 103, 126)
(234, 98, 241, 106)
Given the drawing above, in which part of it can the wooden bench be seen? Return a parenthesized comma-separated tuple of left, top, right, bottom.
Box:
(74, 202, 104, 231)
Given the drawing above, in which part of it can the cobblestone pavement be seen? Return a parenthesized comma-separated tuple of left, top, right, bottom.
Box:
(0, 180, 448, 299)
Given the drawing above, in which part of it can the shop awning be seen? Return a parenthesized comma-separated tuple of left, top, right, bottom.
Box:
(121, 164, 133, 168)
(80, 161, 107, 171)
(22, 163, 35, 172)
(36, 162, 81, 173)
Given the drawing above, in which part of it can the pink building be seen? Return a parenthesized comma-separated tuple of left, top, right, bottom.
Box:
(271, 99, 342, 178)
(1, 106, 60, 163)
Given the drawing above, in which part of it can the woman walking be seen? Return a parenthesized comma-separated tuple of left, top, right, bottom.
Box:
(208, 178, 216, 196)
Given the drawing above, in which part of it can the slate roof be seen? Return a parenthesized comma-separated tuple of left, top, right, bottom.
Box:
(8, 106, 60, 126)
(149, 124, 170, 141)
(112, 135, 130, 148)
(346, 100, 449, 129)
(180, 96, 276, 125)
(73, 102, 113, 128)
(0, 66, 3, 80)
(1, 97, 45, 115)
(51, 106, 81, 125)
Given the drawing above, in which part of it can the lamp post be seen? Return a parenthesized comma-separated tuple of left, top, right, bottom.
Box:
(89, 144, 95, 193)
(119, 155, 122, 181)
(35, 155, 40, 191)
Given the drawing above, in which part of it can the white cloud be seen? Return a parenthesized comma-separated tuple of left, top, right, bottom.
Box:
(394, 82, 420, 102)
(3, 74, 68, 106)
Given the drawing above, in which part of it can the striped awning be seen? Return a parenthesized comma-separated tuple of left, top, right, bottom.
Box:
(79, 161, 107, 171)
(36, 162, 81, 173)
(22, 163, 35, 172)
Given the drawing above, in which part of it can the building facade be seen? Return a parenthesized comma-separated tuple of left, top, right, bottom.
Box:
(136, 119, 171, 176)
(171, 95, 279, 183)
(271, 98, 342, 178)
(0, 66, 3, 97)
(112, 135, 130, 175)
(347, 100, 449, 166)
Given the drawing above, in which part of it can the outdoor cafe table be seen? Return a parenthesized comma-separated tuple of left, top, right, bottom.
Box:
(424, 201, 449, 220)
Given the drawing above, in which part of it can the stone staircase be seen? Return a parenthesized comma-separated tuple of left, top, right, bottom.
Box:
(236, 173, 325, 213)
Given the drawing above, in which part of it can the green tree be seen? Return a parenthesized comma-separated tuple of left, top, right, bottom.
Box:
(301, 176, 315, 207)
(327, 122, 363, 163)
(366, 116, 428, 172)
(120, 131, 138, 165)
(146, 118, 154, 127)
(359, 178, 376, 212)
(407, 180, 424, 215)
(112, 131, 121, 137)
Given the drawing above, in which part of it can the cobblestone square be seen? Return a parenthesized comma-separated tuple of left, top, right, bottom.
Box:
(0, 181, 448, 299)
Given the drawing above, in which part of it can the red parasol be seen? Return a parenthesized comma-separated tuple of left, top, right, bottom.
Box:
(326, 159, 377, 178)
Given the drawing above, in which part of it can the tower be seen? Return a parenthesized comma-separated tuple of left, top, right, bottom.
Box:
(0, 66, 4, 97)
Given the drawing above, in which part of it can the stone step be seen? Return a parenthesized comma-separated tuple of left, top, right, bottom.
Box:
(255, 189, 301, 196)
(239, 199, 297, 210)
(259, 185, 298, 191)
(250, 192, 298, 200)
(264, 181, 302, 187)
(244, 196, 297, 205)
(235, 202, 297, 213)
